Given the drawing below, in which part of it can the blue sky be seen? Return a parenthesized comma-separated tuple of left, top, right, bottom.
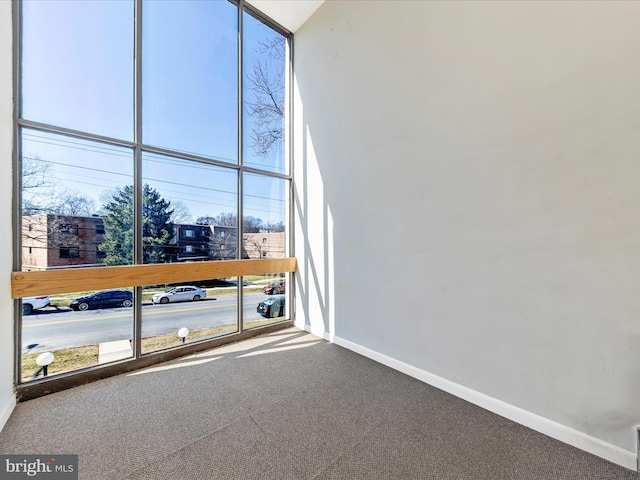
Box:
(21, 0, 286, 224)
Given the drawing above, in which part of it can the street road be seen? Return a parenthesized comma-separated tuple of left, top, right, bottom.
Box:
(22, 292, 276, 353)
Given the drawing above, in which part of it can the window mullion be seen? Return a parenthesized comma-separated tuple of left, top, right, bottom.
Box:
(133, 0, 143, 359)
(237, 0, 244, 333)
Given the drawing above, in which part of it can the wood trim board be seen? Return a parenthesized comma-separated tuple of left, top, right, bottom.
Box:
(12, 258, 297, 298)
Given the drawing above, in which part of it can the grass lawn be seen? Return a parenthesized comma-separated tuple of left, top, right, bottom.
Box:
(21, 317, 287, 381)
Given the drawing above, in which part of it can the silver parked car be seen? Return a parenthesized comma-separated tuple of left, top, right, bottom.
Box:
(152, 286, 207, 304)
(22, 295, 51, 315)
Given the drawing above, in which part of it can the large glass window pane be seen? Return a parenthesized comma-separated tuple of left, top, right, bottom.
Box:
(22, 288, 135, 380)
(242, 173, 287, 258)
(21, 129, 134, 270)
(243, 11, 287, 174)
(141, 153, 238, 264)
(141, 279, 238, 355)
(243, 174, 289, 328)
(20, 130, 135, 378)
(142, 0, 238, 162)
(17, 0, 291, 386)
(247, 273, 288, 329)
(22, 0, 134, 140)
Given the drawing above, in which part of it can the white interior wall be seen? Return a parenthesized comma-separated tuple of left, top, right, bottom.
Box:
(0, 0, 16, 431)
(294, 0, 640, 469)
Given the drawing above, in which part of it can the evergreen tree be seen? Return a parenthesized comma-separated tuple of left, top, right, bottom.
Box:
(142, 185, 174, 264)
(101, 185, 135, 265)
(101, 185, 174, 265)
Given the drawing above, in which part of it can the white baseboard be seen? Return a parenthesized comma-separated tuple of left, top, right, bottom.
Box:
(0, 392, 16, 433)
(296, 321, 331, 342)
(300, 325, 637, 472)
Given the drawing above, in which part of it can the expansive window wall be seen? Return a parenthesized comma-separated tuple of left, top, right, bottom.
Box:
(14, 0, 292, 389)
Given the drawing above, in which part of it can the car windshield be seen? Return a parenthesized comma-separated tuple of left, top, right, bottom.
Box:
(263, 299, 276, 305)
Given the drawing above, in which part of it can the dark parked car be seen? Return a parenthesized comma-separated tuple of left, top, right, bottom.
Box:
(257, 295, 285, 318)
(70, 290, 133, 311)
(262, 281, 285, 295)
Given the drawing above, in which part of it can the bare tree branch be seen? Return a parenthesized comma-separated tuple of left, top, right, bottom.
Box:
(22, 156, 53, 215)
(245, 35, 286, 158)
(170, 200, 193, 224)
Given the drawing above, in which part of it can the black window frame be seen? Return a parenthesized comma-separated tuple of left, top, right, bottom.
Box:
(13, 0, 293, 393)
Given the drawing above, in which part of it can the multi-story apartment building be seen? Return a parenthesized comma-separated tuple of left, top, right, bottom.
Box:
(210, 225, 240, 261)
(22, 214, 106, 271)
(22, 215, 285, 270)
(243, 232, 285, 259)
(170, 223, 214, 262)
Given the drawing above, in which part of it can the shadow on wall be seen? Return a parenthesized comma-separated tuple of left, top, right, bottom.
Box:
(294, 115, 335, 340)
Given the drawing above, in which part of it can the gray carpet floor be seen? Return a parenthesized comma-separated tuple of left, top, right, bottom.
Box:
(0, 327, 637, 479)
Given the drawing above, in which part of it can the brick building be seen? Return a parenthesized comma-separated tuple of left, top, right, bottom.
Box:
(22, 214, 106, 271)
(243, 232, 285, 259)
(21, 215, 285, 269)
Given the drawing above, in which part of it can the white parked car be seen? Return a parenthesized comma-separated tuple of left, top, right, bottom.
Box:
(22, 295, 50, 315)
(152, 286, 206, 304)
